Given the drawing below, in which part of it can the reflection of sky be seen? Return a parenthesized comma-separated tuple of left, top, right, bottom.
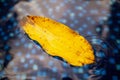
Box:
(0, 0, 120, 80)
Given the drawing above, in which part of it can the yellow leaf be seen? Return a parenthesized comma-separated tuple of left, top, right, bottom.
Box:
(20, 15, 95, 66)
